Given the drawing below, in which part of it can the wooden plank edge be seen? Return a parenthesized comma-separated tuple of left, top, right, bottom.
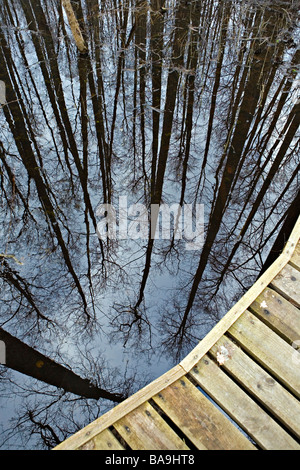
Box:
(53, 364, 186, 450)
(179, 215, 300, 372)
(53, 216, 300, 450)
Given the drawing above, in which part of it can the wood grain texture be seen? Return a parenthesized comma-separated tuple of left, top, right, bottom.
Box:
(228, 310, 300, 397)
(180, 219, 300, 372)
(54, 364, 185, 450)
(270, 263, 300, 308)
(190, 355, 300, 449)
(249, 287, 300, 344)
(113, 401, 190, 450)
(210, 336, 300, 438)
(78, 428, 125, 450)
(152, 377, 256, 450)
(290, 241, 300, 271)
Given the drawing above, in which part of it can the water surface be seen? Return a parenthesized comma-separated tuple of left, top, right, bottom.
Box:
(0, 0, 299, 449)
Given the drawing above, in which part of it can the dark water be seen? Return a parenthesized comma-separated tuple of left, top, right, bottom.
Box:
(0, 0, 299, 449)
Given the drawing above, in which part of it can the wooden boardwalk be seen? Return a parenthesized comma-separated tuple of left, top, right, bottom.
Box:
(54, 217, 300, 451)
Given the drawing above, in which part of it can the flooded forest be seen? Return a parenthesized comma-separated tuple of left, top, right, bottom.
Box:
(0, 0, 299, 449)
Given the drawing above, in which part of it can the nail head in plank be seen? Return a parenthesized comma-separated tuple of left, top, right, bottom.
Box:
(250, 287, 300, 344)
(53, 364, 185, 450)
(53, 220, 300, 451)
(210, 335, 300, 438)
(78, 428, 125, 450)
(113, 401, 190, 450)
(270, 263, 300, 308)
(180, 218, 300, 373)
(228, 310, 300, 397)
(152, 377, 256, 450)
(190, 355, 300, 450)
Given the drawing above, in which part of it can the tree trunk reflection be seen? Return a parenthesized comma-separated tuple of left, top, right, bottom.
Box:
(0, 0, 298, 448)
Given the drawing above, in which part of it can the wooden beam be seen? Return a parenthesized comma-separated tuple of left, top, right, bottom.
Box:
(190, 355, 300, 449)
(152, 377, 256, 450)
(53, 364, 185, 450)
(62, 0, 87, 53)
(113, 401, 190, 450)
(229, 310, 300, 398)
(210, 335, 300, 439)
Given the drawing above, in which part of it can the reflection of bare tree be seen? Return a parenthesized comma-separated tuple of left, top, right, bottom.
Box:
(0, 260, 54, 327)
(0, 352, 143, 449)
(0, 0, 299, 448)
(261, 187, 300, 274)
(110, 301, 152, 348)
(0, 327, 124, 402)
(0, 38, 93, 324)
(168, 2, 299, 348)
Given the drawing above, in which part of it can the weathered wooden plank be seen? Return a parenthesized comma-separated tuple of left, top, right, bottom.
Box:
(289, 241, 300, 271)
(228, 310, 300, 397)
(270, 263, 300, 308)
(113, 401, 190, 450)
(78, 428, 125, 450)
(53, 364, 185, 450)
(190, 355, 300, 450)
(152, 377, 256, 450)
(249, 287, 300, 344)
(210, 336, 300, 438)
